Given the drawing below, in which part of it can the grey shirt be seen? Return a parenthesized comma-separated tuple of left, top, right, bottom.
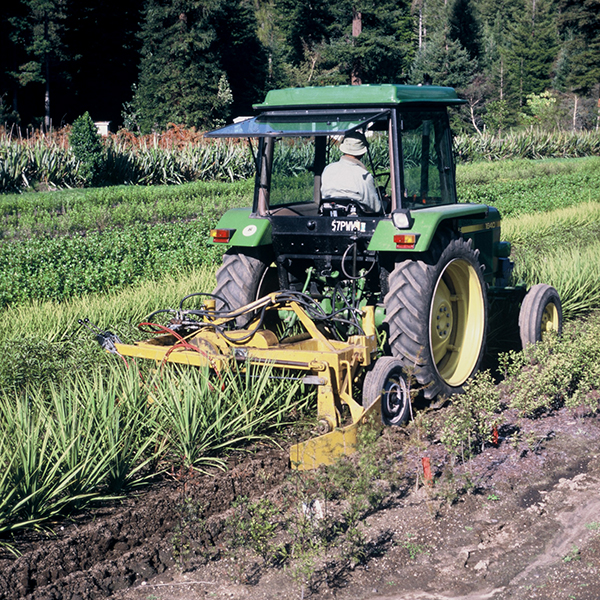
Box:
(321, 155, 382, 213)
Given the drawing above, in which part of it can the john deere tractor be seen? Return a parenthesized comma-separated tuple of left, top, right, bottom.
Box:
(111, 84, 562, 469)
(207, 83, 560, 392)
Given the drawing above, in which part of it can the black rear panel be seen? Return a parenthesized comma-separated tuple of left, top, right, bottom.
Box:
(269, 215, 378, 258)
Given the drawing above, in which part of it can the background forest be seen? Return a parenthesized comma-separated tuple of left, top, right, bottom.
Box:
(0, 0, 599, 135)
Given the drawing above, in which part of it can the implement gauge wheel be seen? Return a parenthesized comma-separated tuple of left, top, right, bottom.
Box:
(518, 284, 562, 348)
(385, 233, 488, 399)
(213, 248, 278, 327)
(363, 357, 411, 426)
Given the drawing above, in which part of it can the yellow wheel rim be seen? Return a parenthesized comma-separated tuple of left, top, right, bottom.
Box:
(429, 259, 485, 387)
(540, 302, 560, 338)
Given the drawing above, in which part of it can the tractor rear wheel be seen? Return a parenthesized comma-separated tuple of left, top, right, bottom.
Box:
(212, 248, 278, 327)
(518, 284, 562, 348)
(362, 357, 411, 425)
(384, 234, 487, 399)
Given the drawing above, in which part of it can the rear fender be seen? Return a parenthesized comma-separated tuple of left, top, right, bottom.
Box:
(210, 208, 272, 247)
(368, 203, 490, 253)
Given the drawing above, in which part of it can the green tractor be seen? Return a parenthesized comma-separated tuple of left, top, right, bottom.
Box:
(206, 84, 562, 422)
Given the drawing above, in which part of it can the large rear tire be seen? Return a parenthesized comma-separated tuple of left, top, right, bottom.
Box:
(384, 234, 487, 399)
(213, 248, 278, 327)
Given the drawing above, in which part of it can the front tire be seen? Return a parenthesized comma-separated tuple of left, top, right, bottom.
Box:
(384, 234, 487, 399)
(518, 283, 562, 348)
(213, 248, 277, 327)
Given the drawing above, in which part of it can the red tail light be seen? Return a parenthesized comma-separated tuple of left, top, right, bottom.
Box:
(394, 234, 416, 249)
(210, 228, 234, 243)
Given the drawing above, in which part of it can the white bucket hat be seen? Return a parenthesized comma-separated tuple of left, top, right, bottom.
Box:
(339, 132, 367, 156)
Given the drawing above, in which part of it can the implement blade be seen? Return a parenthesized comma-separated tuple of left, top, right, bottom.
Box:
(289, 397, 381, 470)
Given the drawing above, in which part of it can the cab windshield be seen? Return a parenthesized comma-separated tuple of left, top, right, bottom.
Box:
(208, 106, 456, 214)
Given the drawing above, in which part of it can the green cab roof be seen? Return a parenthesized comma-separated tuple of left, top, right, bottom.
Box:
(254, 84, 466, 109)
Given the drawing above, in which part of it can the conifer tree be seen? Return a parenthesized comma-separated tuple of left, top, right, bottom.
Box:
(503, 0, 559, 106)
(132, 0, 266, 132)
(273, 0, 413, 86)
(448, 0, 481, 61)
(557, 0, 600, 96)
(326, 0, 414, 84)
(409, 28, 476, 91)
(275, 0, 334, 67)
(8, 0, 69, 130)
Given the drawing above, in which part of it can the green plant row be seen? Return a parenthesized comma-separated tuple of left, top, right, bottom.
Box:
(3, 128, 600, 193)
(457, 157, 600, 217)
(0, 220, 224, 308)
(0, 179, 252, 240)
(0, 362, 311, 546)
(454, 129, 600, 163)
(0, 269, 219, 396)
(0, 268, 216, 344)
(501, 202, 600, 320)
(0, 137, 255, 192)
(502, 200, 600, 250)
(512, 240, 600, 321)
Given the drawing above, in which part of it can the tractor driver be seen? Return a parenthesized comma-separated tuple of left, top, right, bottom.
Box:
(321, 131, 382, 214)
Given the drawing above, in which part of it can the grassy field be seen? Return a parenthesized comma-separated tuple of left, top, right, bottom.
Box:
(1, 156, 600, 542)
(457, 156, 600, 216)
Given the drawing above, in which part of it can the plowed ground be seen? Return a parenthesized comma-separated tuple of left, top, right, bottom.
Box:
(2, 405, 600, 600)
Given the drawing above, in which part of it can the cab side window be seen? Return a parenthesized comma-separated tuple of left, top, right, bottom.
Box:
(400, 112, 455, 207)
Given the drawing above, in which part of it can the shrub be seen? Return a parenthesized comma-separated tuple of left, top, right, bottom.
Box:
(502, 314, 600, 416)
(440, 371, 502, 460)
(69, 112, 105, 186)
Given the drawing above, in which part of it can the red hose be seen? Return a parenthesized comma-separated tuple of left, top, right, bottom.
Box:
(138, 322, 223, 387)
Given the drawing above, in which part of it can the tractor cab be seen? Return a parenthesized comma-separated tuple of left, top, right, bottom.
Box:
(207, 85, 473, 296)
(207, 84, 462, 219)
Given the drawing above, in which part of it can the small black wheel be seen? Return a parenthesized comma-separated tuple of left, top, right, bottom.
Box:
(518, 284, 562, 348)
(362, 357, 411, 426)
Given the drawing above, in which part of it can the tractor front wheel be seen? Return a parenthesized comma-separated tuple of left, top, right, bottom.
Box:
(362, 357, 411, 426)
(384, 234, 487, 399)
(518, 283, 562, 348)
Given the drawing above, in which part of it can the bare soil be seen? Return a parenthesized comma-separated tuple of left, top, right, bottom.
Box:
(2, 402, 600, 600)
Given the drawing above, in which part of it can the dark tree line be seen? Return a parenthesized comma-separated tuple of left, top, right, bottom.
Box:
(1, 0, 600, 133)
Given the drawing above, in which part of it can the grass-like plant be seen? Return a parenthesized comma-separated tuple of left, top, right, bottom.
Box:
(502, 201, 600, 250)
(0, 365, 160, 539)
(0, 355, 314, 541)
(0, 267, 217, 343)
(151, 362, 313, 470)
(512, 240, 600, 320)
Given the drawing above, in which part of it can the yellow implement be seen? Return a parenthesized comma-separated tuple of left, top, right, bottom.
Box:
(114, 293, 381, 470)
